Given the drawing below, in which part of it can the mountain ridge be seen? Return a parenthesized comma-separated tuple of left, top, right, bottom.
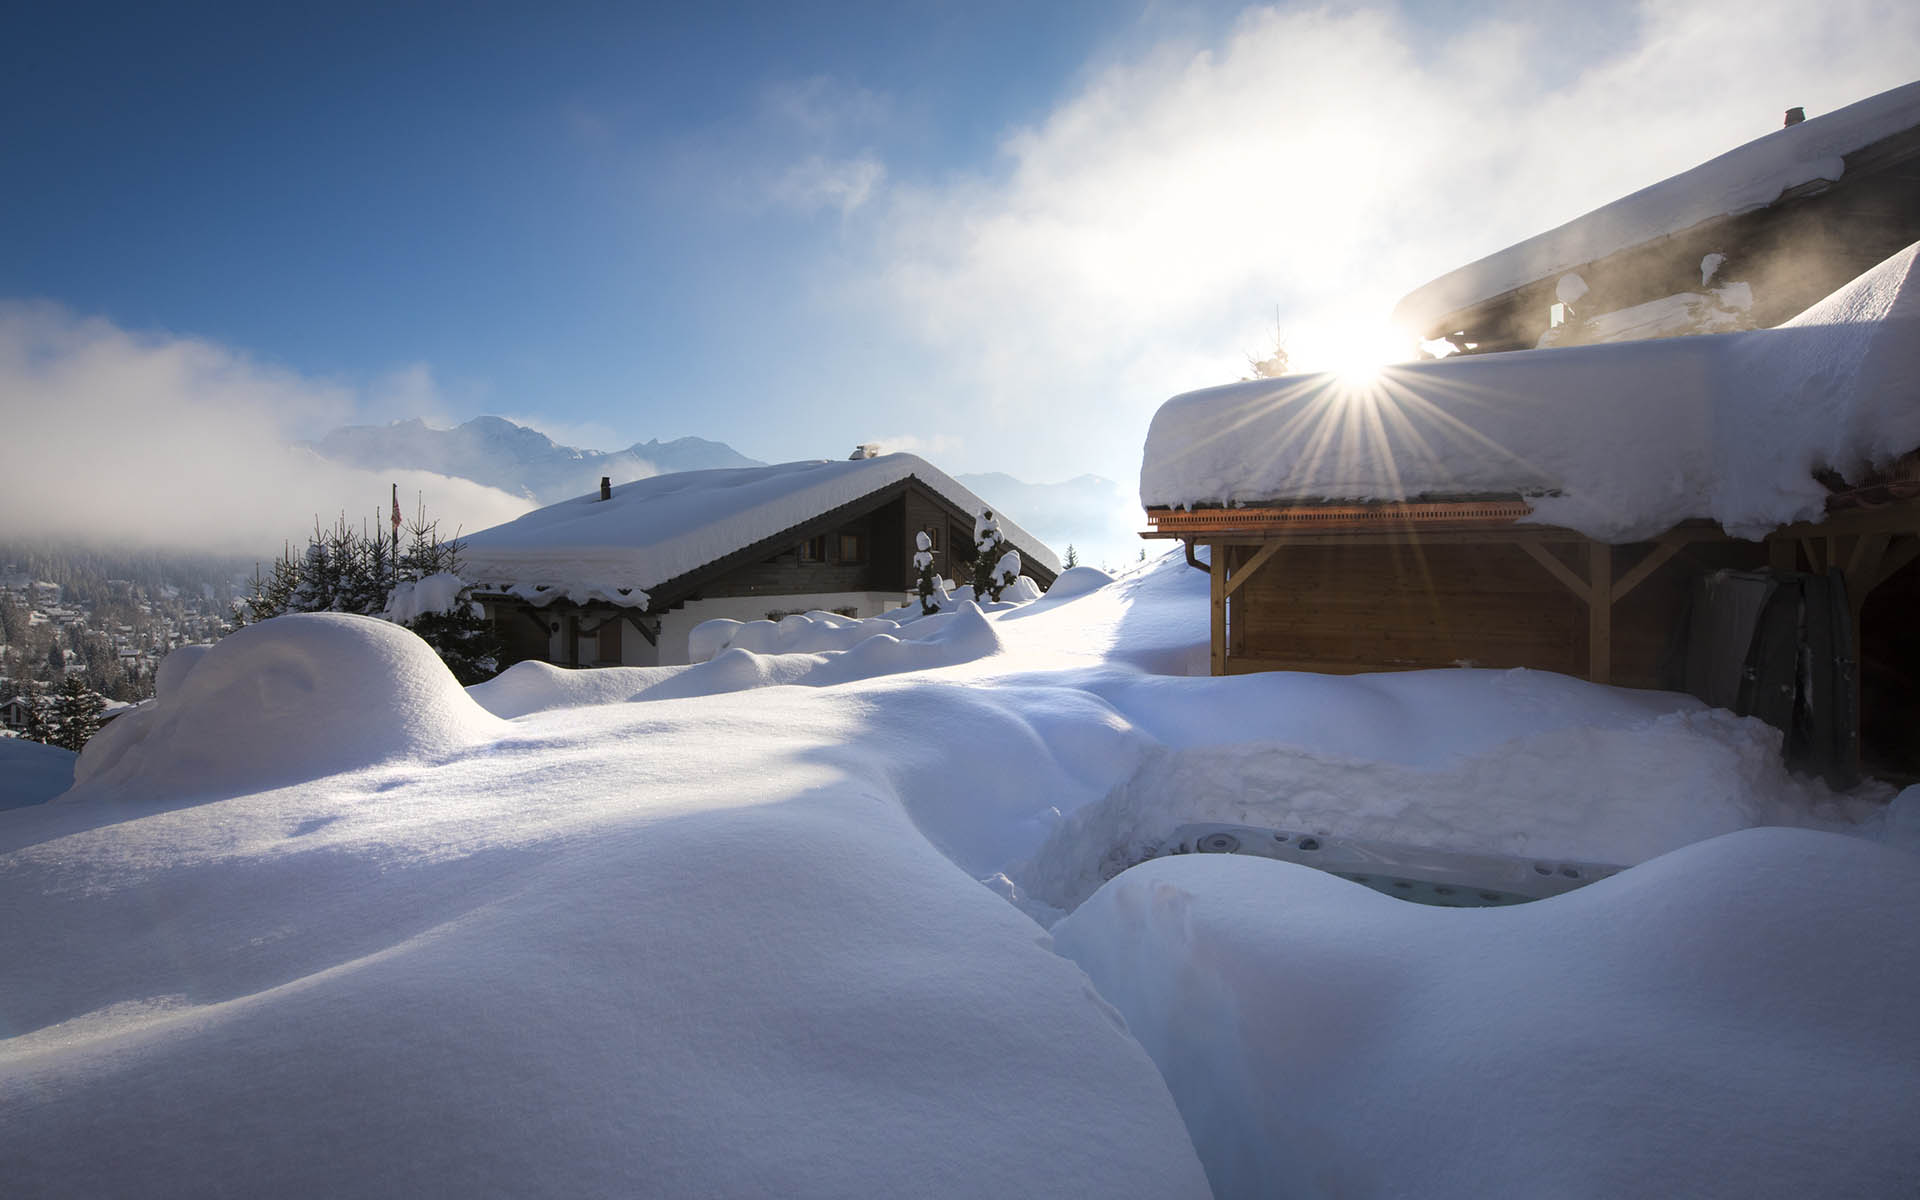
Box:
(309, 417, 765, 505)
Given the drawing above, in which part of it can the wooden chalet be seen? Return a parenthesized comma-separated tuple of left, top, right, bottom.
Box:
(1394, 82, 1920, 356)
(1143, 243, 1920, 784)
(461, 454, 1058, 669)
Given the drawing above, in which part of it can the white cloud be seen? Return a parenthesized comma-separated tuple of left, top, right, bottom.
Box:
(761, 75, 892, 140)
(830, 0, 1920, 482)
(0, 303, 534, 555)
(773, 154, 888, 216)
(365, 362, 457, 429)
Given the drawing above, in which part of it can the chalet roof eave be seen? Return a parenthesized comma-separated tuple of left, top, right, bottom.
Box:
(484, 473, 1057, 615)
(1395, 113, 1920, 345)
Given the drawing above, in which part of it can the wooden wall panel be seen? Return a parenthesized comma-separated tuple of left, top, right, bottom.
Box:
(1233, 540, 1586, 676)
(1228, 536, 1771, 684)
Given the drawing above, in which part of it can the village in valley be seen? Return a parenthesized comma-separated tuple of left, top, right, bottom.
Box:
(3, 7, 1918, 1199)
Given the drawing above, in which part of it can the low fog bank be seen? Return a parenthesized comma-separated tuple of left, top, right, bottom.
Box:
(0, 303, 535, 557)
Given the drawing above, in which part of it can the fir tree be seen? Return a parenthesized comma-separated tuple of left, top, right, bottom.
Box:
(391, 508, 500, 684)
(291, 524, 338, 613)
(1064, 544, 1078, 569)
(913, 530, 943, 616)
(19, 681, 51, 744)
(971, 510, 1006, 601)
(46, 675, 105, 752)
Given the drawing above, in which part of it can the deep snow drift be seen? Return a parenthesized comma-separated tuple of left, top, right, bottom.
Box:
(73, 612, 505, 797)
(0, 737, 74, 810)
(1055, 828, 1920, 1199)
(2, 551, 1908, 1196)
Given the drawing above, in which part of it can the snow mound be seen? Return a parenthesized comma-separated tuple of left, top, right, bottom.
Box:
(690, 609, 905, 662)
(74, 614, 504, 796)
(464, 659, 687, 718)
(1055, 827, 1920, 1199)
(1044, 565, 1116, 598)
(1020, 703, 1841, 912)
(0, 738, 75, 809)
(1883, 784, 1920, 855)
(646, 603, 1006, 700)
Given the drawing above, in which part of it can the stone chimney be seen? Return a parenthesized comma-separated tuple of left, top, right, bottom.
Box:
(1784, 106, 1805, 127)
(599, 476, 612, 501)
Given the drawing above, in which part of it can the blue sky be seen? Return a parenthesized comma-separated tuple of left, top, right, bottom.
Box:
(6, 2, 1208, 448)
(4, 1, 1917, 550)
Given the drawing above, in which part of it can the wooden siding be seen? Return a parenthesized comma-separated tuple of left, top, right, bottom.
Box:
(1224, 536, 1770, 685)
(695, 508, 884, 600)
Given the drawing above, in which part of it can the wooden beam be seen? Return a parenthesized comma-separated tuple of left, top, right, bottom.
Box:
(1610, 537, 1684, 605)
(1878, 535, 1920, 585)
(1209, 542, 1226, 676)
(1517, 540, 1591, 605)
(623, 611, 659, 647)
(1588, 542, 1612, 684)
(1224, 540, 1286, 598)
(1201, 528, 1592, 548)
(1846, 533, 1891, 592)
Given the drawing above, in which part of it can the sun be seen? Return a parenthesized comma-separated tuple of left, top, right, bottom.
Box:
(1294, 325, 1411, 382)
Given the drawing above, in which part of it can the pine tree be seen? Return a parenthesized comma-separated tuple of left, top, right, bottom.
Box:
(391, 508, 500, 684)
(291, 524, 338, 613)
(20, 681, 51, 744)
(972, 510, 1008, 602)
(47, 675, 105, 752)
(913, 530, 943, 616)
(1064, 544, 1078, 569)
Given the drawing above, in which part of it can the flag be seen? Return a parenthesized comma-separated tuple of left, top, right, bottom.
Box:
(391, 484, 402, 533)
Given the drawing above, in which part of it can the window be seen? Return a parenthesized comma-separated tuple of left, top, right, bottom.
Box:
(920, 526, 941, 552)
(838, 533, 865, 563)
(798, 535, 826, 563)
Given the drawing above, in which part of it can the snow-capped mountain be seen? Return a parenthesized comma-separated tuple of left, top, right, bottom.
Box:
(309, 416, 764, 505)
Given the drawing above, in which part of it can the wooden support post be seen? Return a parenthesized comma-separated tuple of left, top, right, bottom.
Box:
(1209, 542, 1227, 676)
(1517, 540, 1591, 605)
(1588, 542, 1612, 684)
(1223, 539, 1285, 598)
(1610, 536, 1684, 605)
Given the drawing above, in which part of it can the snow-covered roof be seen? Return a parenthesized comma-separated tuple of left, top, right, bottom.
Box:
(460, 453, 1059, 607)
(1142, 241, 1920, 542)
(1393, 81, 1920, 336)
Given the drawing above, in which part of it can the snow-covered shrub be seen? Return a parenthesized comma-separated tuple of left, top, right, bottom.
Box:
(914, 530, 946, 616)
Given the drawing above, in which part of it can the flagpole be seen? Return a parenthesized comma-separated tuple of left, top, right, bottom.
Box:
(391, 483, 401, 586)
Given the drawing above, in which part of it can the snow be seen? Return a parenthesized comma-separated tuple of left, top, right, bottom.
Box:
(0, 736, 74, 809)
(1143, 241, 1920, 541)
(1393, 80, 1920, 333)
(74, 612, 504, 797)
(1053, 827, 1920, 1198)
(381, 570, 472, 623)
(1537, 282, 1753, 348)
(459, 453, 1058, 606)
(2, 550, 1906, 1195)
